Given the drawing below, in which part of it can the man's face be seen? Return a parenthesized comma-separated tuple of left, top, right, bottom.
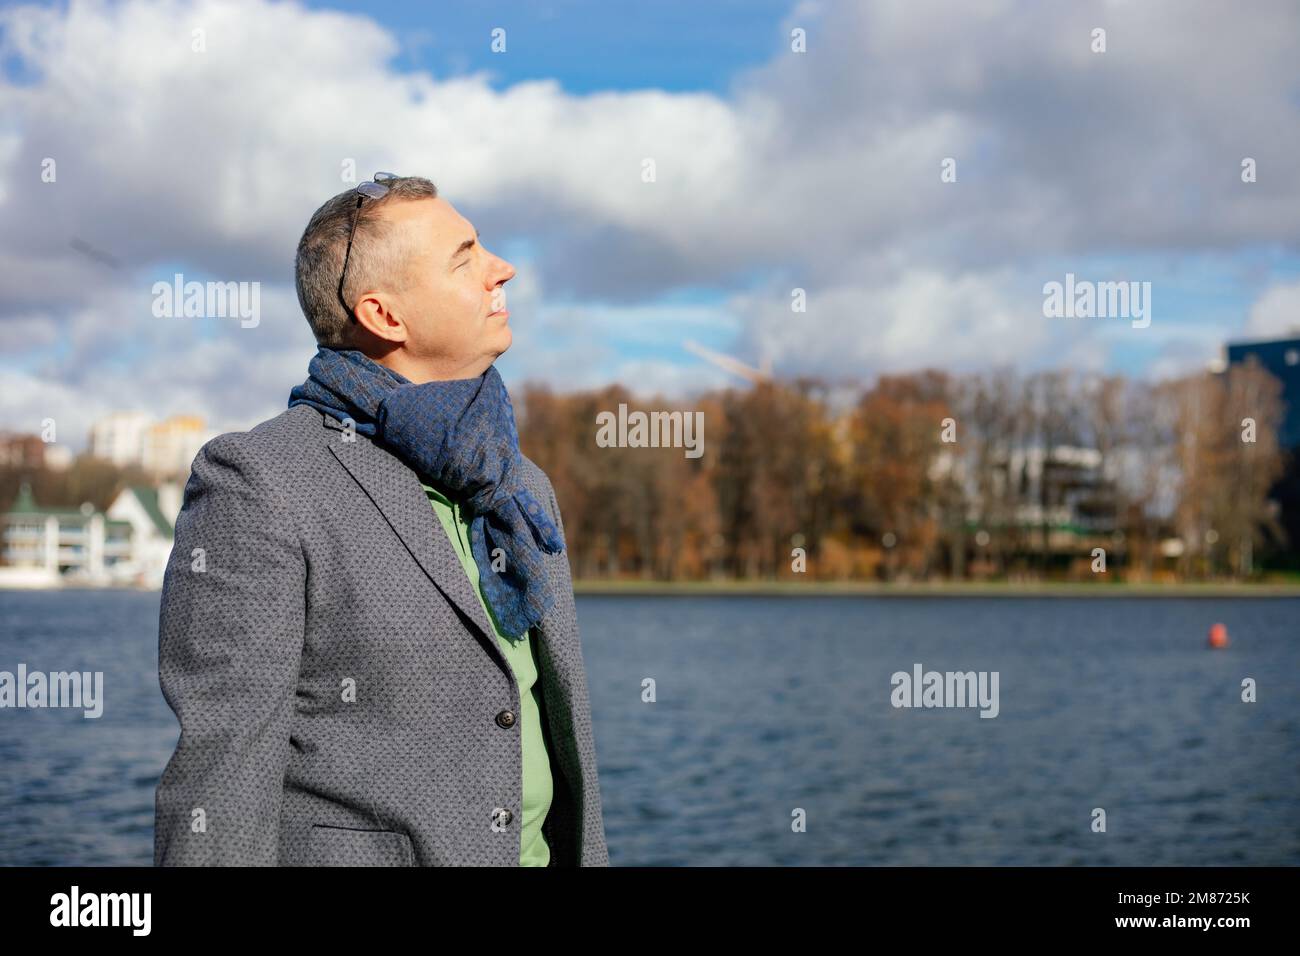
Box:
(356, 196, 516, 380)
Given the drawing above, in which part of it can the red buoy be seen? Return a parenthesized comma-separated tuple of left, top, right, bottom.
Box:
(1208, 623, 1229, 649)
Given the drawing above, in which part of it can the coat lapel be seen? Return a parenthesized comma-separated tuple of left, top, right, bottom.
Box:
(320, 415, 508, 666)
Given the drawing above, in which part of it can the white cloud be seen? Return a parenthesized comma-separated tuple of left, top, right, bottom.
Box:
(1245, 279, 1300, 339)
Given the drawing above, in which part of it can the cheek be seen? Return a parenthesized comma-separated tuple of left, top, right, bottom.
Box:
(459, 278, 483, 313)
(424, 275, 477, 327)
(438, 268, 471, 303)
(462, 275, 493, 324)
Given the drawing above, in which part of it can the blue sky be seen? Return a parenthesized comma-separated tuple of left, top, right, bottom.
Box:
(303, 0, 795, 94)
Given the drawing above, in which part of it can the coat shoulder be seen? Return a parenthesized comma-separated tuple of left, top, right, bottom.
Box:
(519, 454, 554, 496)
(202, 404, 323, 451)
(187, 404, 326, 481)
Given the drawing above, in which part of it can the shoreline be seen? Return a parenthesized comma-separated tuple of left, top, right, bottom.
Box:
(572, 579, 1300, 598)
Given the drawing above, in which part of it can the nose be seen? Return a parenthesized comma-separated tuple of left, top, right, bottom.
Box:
(488, 254, 514, 299)
(487, 254, 513, 312)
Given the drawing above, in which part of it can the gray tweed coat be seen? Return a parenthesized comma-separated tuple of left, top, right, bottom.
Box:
(153, 402, 608, 866)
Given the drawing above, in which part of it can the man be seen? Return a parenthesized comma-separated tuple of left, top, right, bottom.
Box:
(153, 173, 608, 866)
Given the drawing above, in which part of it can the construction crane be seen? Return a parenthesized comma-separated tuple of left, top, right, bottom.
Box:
(682, 339, 773, 384)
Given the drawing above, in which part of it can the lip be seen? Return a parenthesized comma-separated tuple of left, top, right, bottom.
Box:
(488, 309, 510, 318)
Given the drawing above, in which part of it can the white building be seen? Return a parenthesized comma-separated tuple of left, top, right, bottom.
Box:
(88, 412, 152, 467)
(0, 482, 181, 589)
(105, 484, 182, 587)
(88, 412, 216, 478)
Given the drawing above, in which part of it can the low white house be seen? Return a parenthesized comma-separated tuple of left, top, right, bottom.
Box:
(105, 484, 182, 588)
(0, 482, 181, 589)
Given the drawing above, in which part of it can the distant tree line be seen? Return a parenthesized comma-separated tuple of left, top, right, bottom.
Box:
(517, 360, 1289, 582)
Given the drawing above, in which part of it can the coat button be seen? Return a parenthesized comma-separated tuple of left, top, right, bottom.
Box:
(495, 709, 516, 729)
(492, 807, 513, 829)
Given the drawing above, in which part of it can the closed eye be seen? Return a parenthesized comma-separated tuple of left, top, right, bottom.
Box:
(449, 229, 480, 271)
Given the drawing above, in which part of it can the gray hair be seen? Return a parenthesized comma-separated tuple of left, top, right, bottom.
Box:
(294, 175, 439, 348)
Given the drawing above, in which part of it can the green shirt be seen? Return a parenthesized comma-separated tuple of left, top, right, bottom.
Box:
(420, 479, 554, 867)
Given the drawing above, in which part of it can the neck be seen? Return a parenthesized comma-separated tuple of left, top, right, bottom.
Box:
(369, 349, 490, 384)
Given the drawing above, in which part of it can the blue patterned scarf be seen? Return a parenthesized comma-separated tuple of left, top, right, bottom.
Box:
(288, 347, 564, 638)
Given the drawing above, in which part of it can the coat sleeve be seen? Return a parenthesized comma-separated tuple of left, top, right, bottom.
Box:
(153, 432, 306, 865)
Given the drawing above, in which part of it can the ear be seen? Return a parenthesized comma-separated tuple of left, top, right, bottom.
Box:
(353, 293, 408, 345)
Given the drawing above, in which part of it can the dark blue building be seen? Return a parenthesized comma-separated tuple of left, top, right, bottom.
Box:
(1225, 334, 1300, 566)
(1226, 335, 1300, 449)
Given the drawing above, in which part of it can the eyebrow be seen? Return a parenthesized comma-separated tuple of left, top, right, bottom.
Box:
(449, 228, 480, 265)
